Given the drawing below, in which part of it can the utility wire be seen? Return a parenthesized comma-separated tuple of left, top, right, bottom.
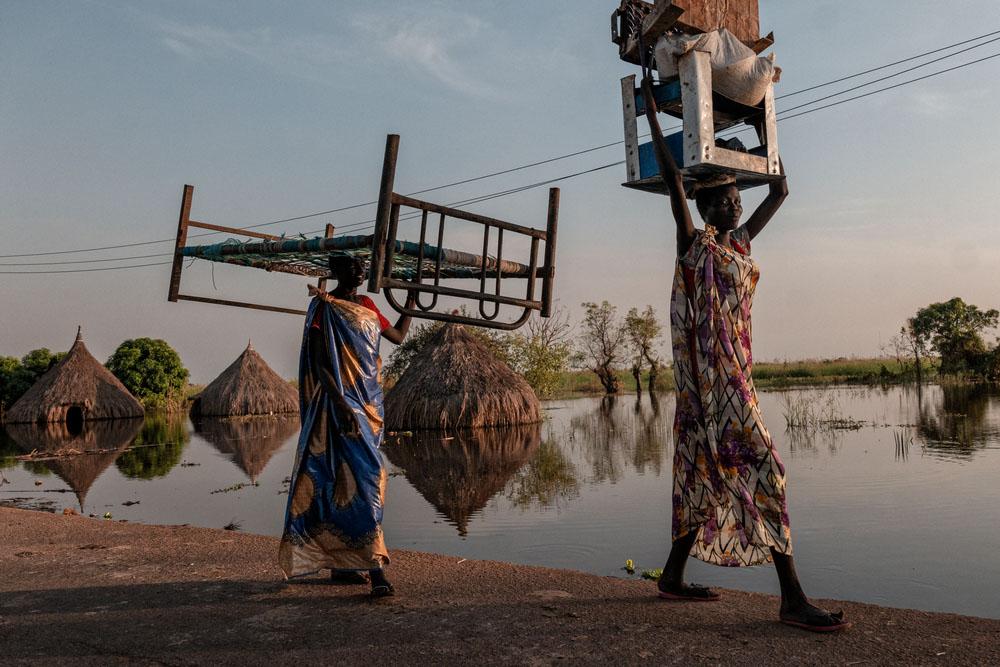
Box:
(778, 27, 1000, 98)
(3, 29, 999, 265)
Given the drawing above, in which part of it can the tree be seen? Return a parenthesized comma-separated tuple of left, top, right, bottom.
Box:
(908, 298, 999, 375)
(624, 306, 664, 393)
(579, 301, 626, 394)
(106, 338, 189, 410)
(507, 309, 574, 398)
(0, 348, 67, 418)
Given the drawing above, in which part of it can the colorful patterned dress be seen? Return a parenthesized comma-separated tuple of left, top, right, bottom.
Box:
(670, 224, 792, 567)
(279, 290, 389, 577)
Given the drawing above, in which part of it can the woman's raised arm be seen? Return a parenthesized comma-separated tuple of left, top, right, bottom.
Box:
(640, 77, 697, 256)
(742, 161, 788, 241)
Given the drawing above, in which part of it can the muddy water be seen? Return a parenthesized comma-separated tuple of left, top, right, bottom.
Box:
(3, 384, 999, 618)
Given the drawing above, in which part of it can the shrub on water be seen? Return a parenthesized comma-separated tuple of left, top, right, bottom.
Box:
(106, 338, 189, 411)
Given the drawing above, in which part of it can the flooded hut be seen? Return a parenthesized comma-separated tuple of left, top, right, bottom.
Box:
(383, 425, 541, 535)
(6, 327, 144, 425)
(385, 324, 541, 430)
(196, 414, 299, 482)
(192, 341, 297, 417)
(6, 418, 142, 511)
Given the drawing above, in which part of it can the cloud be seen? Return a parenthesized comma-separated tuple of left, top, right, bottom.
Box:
(351, 10, 502, 99)
(907, 88, 988, 118)
(149, 16, 349, 86)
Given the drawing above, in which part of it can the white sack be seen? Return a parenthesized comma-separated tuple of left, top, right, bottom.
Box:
(654, 28, 778, 106)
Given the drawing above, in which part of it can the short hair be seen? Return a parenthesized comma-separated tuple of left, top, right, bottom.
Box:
(327, 253, 357, 275)
(694, 183, 738, 220)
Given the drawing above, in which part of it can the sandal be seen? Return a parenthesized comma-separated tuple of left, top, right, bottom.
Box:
(370, 583, 395, 598)
(330, 570, 369, 585)
(657, 582, 720, 601)
(780, 609, 851, 633)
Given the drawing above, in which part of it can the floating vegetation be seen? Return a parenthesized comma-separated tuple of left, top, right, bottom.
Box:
(210, 482, 259, 494)
(781, 391, 867, 430)
(640, 568, 663, 581)
(223, 519, 242, 531)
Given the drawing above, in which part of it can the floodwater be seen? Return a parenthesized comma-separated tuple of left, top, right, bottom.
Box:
(3, 384, 1000, 619)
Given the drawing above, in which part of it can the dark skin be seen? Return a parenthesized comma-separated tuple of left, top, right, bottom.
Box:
(646, 82, 843, 630)
(308, 256, 414, 596)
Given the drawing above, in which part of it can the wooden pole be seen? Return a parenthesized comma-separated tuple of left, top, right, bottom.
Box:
(368, 134, 399, 294)
(317, 223, 335, 292)
(167, 185, 193, 302)
(541, 187, 559, 317)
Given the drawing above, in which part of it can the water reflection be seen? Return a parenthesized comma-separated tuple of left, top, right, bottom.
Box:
(567, 394, 671, 483)
(6, 418, 143, 509)
(195, 415, 299, 482)
(384, 425, 542, 535)
(116, 413, 191, 479)
(505, 435, 579, 510)
(916, 384, 1000, 460)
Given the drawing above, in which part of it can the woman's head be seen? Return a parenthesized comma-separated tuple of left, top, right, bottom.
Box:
(328, 254, 366, 290)
(694, 183, 742, 231)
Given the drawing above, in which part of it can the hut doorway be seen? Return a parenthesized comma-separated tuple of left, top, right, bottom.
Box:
(66, 406, 85, 436)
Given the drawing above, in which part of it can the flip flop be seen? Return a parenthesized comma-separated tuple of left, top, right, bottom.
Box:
(370, 583, 395, 598)
(657, 583, 720, 601)
(780, 610, 851, 633)
(330, 570, 369, 585)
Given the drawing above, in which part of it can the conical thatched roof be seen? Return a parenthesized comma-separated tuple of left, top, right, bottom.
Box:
(7, 418, 142, 510)
(196, 414, 299, 481)
(383, 425, 541, 535)
(193, 342, 298, 417)
(385, 324, 541, 430)
(6, 328, 144, 424)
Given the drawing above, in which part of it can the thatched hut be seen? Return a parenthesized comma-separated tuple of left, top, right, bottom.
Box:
(7, 418, 142, 510)
(385, 324, 541, 430)
(196, 414, 299, 481)
(383, 425, 541, 535)
(192, 342, 298, 417)
(6, 327, 144, 424)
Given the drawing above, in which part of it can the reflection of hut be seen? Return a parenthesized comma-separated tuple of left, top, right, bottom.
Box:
(192, 342, 298, 417)
(196, 415, 300, 481)
(6, 327, 144, 424)
(385, 325, 541, 430)
(7, 418, 142, 510)
(383, 425, 541, 535)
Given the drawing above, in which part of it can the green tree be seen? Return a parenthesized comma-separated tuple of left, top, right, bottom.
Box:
(578, 301, 625, 395)
(0, 349, 67, 417)
(908, 298, 999, 375)
(506, 309, 573, 398)
(624, 306, 664, 393)
(106, 338, 189, 410)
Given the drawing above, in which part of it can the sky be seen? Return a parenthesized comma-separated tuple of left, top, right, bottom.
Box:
(3, 0, 1000, 383)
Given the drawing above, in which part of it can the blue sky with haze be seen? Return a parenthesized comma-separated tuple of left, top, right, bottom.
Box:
(3, 1, 1000, 382)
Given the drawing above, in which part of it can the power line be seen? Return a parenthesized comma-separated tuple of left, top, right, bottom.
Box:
(778, 50, 1000, 122)
(778, 34, 1000, 115)
(0, 261, 174, 275)
(3, 28, 999, 265)
(778, 28, 1000, 99)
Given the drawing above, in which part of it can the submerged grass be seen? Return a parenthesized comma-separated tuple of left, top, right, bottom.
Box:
(548, 358, 918, 398)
